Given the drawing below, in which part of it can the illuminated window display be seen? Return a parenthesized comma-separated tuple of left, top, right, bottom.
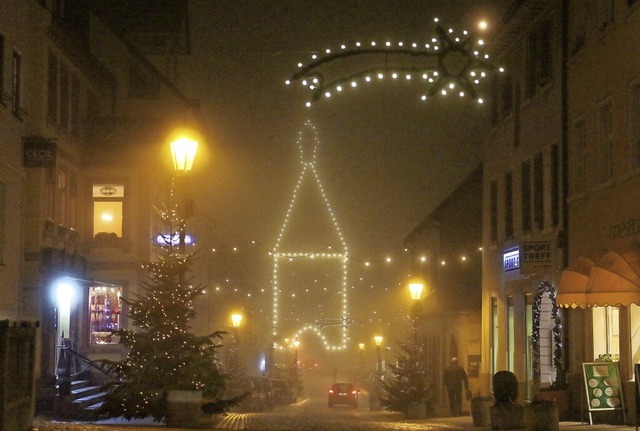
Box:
(89, 286, 122, 344)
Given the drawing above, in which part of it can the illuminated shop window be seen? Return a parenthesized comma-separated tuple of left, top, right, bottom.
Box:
(593, 306, 619, 359)
(630, 305, 640, 365)
(93, 184, 123, 238)
(89, 286, 122, 344)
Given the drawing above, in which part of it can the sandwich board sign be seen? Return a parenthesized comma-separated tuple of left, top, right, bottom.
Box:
(582, 362, 625, 425)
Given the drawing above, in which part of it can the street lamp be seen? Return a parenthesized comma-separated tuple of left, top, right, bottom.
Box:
(231, 313, 243, 329)
(292, 339, 300, 366)
(229, 312, 243, 373)
(374, 335, 383, 374)
(408, 280, 424, 342)
(170, 136, 198, 255)
(370, 335, 384, 411)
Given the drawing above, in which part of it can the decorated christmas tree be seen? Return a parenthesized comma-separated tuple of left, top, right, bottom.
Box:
(98, 213, 232, 421)
(381, 336, 432, 415)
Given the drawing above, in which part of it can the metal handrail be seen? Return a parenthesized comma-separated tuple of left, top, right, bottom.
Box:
(57, 344, 117, 380)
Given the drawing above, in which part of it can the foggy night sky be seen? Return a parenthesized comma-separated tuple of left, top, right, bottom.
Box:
(160, 1, 506, 354)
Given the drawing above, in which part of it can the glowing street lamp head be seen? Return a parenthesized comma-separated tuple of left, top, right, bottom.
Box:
(171, 137, 198, 173)
(408, 280, 425, 301)
(374, 335, 383, 346)
(359, 342, 365, 351)
(231, 313, 243, 328)
(293, 339, 300, 349)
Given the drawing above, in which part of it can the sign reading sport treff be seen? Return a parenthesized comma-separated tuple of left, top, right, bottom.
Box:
(519, 241, 554, 274)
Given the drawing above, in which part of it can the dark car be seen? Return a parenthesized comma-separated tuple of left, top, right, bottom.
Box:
(328, 382, 358, 408)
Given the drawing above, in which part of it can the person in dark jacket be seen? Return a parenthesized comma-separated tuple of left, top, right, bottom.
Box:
(443, 357, 469, 416)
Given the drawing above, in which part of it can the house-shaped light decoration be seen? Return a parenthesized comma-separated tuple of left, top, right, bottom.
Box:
(271, 121, 350, 351)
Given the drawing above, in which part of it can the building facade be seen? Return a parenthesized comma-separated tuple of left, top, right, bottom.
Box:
(0, 0, 204, 408)
(558, 0, 640, 416)
(481, 0, 566, 402)
(405, 164, 483, 414)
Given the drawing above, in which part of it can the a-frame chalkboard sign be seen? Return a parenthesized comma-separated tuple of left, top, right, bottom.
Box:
(582, 362, 626, 425)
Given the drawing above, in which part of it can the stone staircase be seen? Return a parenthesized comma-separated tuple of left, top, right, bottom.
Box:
(53, 339, 114, 420)
(54, 374, 109, 420)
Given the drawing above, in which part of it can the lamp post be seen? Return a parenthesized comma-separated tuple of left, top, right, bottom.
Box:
(230, 312, 243, 373)
(408, 280, 424, 343)
(374, 335, 383, 374)
(371, 335, 384, 411)
(358, 343, 365, 381)
(170, 137, 198, 255)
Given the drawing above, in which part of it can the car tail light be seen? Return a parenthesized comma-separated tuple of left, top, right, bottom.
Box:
(352, 390, 357, 395)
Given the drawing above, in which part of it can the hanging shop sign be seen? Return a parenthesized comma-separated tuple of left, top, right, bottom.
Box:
(519, 241, 554, 274)
(23, 137, 56, 167)
(503, 248, 520, 272)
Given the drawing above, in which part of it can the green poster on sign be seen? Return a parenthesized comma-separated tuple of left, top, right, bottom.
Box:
(582, 362, 626, 425)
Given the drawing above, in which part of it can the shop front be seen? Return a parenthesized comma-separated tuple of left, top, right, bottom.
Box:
(557, 240, 640, 422)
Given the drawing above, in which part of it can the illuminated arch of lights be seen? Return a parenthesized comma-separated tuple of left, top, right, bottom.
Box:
(271, 121, 350, 351)
(286, 18, 503, 107)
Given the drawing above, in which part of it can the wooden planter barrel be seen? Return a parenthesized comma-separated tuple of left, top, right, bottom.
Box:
(165, 390, 202, 428)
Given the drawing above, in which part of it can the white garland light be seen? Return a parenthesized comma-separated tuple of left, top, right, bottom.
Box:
(271, 121, 349, 351)
(287, 18, 501, 106)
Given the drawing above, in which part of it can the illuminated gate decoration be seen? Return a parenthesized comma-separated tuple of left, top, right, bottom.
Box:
(271, 121, 350, 351)
(286, 19, 501, 107)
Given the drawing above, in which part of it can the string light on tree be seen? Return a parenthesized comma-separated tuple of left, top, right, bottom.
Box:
(286, 18, 501, 106)
(271, 121, 350, 351)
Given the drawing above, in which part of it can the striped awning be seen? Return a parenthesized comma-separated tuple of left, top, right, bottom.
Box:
(557, 243, 640, 308)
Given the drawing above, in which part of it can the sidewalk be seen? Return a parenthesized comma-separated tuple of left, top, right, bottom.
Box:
(429, 415, 638, 430)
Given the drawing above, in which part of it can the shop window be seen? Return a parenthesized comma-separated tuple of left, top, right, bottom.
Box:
(631, 305, 640, 365)
(593, 306, 620, 359)
(525, 294, 534, 399)
(491, 297, 499, 381)
(507, 295, 515, 372)
(89, 286, 122, 344)
(93, 184, 124, 238)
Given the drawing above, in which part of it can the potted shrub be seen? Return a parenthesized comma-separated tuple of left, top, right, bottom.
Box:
(470, 395, 494, 426)
(490, 371, 524, 429)
(525, 397, 559, 431)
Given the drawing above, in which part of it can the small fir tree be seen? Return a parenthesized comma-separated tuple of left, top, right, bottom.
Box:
(98, 210, 233, 421)
(381, 336, 431, 415)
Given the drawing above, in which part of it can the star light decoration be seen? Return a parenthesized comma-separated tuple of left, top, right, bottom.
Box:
(271, 121, 350, 351)
(286, 18, 503, 106)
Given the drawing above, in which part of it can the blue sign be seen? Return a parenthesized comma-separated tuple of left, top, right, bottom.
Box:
(154, 233, 193, 246)
(503, 249, 520, 272)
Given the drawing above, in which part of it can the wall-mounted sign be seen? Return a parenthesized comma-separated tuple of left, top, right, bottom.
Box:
(519, 241, 554, 274)
(503, 248, 520, 272)
(154, 233, 193, 247)
(23, 137, 56, 167)
(92, 184, 124, 198)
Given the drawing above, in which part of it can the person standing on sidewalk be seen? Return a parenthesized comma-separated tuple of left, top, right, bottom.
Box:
(443, 357, 470, 416)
